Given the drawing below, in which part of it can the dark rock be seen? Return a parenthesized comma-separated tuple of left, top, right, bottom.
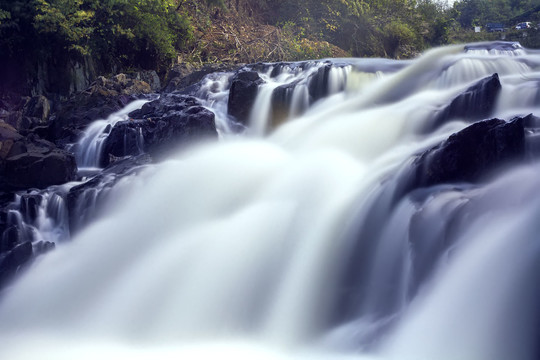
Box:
(102, 94, 217, 164)
(0, 127, 77, 191)
(429, 73, 502, 131)
(227, 71, 264, 124)
(271, 80, 300, 128)
(129, 92, 201, 119)
(413, 117, 524, 189)
(308, 64, 332, 103)
(100, 119, 146, 165)
(22, 95, 51, 123)
(0, 226, 20, 253)
(4, 95, 52, 132)
(523, 113, 540, 129)
(4, 149, 77, 190)
(0, 241, 33, 287)
(20, 194, 42, 222)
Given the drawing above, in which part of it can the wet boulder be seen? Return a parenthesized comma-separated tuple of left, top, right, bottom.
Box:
(308, 63, 332, 103)
(101, 94, 217, 165)
(227, 71, 264, 124)
(429, 73, 502, 131)
(413, 117, 524, 188)
(271, 80, 301, 128)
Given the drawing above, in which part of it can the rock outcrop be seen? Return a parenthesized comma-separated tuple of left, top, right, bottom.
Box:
(0, 123, 77, 191)
(227, 71, 264, 124)
(101, 94, 217, 165)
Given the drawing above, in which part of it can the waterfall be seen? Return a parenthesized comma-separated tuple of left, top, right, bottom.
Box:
(75, 99, 150, 170)
(1, 41, 540, 360)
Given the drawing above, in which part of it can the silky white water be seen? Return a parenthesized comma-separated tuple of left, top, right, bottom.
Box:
(2, 42, 540, 360)
(76, 99, 150, 169)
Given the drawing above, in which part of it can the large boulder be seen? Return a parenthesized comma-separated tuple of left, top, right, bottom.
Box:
(412, 117, 524, 189)
(428, 73, 502, 131)
(0, 124, 77, 190)
(227, 71, 264, 124)
(4, 150, 77, 190)
(101, 94, 217, 165)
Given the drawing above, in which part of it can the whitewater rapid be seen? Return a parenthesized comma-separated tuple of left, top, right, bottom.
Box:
(1, 42, 540, 360)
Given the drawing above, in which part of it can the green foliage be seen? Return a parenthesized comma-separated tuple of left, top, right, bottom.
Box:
(33, 0, 94, 55)
(279, 21, 334, 60)
(382, 20, 416, 57)
(0, 0, 194, 73)
(258, 0, 540, 57)
(0, 8, 10, 25)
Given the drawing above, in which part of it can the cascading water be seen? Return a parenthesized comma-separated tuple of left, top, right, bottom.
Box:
(2, 41, 540, 360)
(75, 98, 150, 170)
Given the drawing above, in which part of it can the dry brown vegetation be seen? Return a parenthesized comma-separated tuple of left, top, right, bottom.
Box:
(179, 4, 349, 64)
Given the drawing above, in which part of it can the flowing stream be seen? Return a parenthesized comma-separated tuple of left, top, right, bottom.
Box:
(1, 42, 540, 359)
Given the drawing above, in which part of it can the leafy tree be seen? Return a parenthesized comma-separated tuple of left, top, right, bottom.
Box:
(31, 0, 193, 69)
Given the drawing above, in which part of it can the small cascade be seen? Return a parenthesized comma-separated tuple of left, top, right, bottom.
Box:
(244, 61, 388, 134)
(195, 72, 238, 135)
(6, 186, 72, 246)
(0, 184, 75, 286)
(75, 99, 150, 170)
